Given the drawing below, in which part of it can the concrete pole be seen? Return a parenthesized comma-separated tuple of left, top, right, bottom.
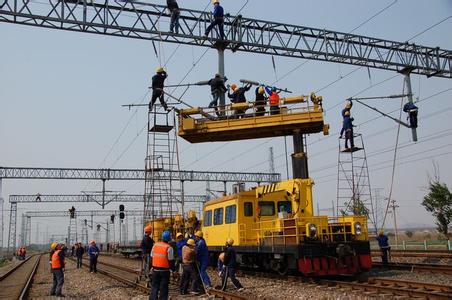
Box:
(403, 71, 418, 142)
(391, 199, 399, 249)
(0, 179, 3, 249)
(218, 48, 226, 116)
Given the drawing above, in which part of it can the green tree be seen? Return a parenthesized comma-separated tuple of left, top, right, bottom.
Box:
(422, 180, 452, 238)
(405, 230, 413, 238)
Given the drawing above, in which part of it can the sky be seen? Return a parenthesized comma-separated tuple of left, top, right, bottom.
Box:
(1, 0, 452, 246)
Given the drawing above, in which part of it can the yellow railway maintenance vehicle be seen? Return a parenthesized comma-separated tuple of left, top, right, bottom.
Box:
(178, 91, 372, 276)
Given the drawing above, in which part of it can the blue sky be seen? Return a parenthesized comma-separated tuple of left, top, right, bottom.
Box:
(1, 0, 452, 245)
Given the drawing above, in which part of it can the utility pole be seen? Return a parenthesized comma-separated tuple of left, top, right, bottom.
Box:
(269, 147, 275, 174)
(390, 199, 399, 248)
(401, 67, 418, 142)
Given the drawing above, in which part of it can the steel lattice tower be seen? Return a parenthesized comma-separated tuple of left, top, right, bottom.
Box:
(336, 133, 376, 228)
(68, 216, 78, 245)
(143, 109, 182, 225)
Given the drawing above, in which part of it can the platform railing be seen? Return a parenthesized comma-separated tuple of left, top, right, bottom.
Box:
(179, 95, 322, 121)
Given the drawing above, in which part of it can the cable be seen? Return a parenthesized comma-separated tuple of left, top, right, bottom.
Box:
(349, 0, 398, 33)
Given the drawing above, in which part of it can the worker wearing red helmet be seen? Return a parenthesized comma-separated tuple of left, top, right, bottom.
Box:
(141, 224, 155, 279)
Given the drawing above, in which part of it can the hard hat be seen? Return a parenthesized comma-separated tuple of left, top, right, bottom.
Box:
(231, 84, 237, 91)
(176, 232, 183, 239)
(162, 230, 171, 242)
(345, 101, 352, 109)
(219, 252, 225, 262)
(215, 73, 221, 78)
(258, 86, 265, 94)
(271, 87, 277, 92)
(344, 111, 350, 116)
(50, 242, 58, 250)
(212, 0, 220, 4)
(195, 230, 203, 238)
(226, 238, 234, 246)
(187, 239, 196, 246)
(144, 225, 152, 233)
(156, 67, 165, 73)
(378, 230, 384, 236)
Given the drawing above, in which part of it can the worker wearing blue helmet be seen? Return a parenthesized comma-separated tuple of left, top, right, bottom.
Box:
(150, 231, 176, 300)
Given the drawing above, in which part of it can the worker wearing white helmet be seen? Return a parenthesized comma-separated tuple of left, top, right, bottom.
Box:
(204, 0, 225, 39)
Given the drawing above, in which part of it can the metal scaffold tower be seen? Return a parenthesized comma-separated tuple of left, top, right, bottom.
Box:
(143, 109, 182, 224)
(25, 216, 31, 246)
(336, 133, 375, 227)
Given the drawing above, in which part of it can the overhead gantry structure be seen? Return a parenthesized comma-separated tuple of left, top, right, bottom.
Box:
(0, 0, 450, 78)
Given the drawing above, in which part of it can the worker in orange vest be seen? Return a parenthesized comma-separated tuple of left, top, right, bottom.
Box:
(50, 243, 66, 297)
(150, 231, 176, 300)
(267, 87, 280, 115)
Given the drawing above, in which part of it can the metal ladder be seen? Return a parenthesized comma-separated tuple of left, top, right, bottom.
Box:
(336, 133, 376, 227)
(143, 107, 182, 224)
(68, 216, 78, 245)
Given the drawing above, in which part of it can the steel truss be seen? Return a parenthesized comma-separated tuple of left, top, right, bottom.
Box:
(9, 193, 206, 204)
(24, 210, 143, 218)
(0, 166, 279, 183)
(0, 0, 450, 78)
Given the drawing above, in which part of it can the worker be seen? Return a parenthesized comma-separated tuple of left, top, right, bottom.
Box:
(150, 231, 176, 300)
(88, 240, 100, 273)
(49, 242, 58, 273)
(175, 232, 186, 272)
(204, 0, 225, 39)
(220, 238, 244, 292)
(149, 67, 169, 112)
(343, 111, 355, 150)
(180, 239, 199, 295)
(75, 242, 84, 269)
(403, 102, 418, 128)
(208, 73, 227, 116)
(167, 0, 180, 34)
(267, 87, 280, 115)
(376, 230, 391, 265)
(254, 86, 267, 116)
(50, 243, 66, 297)
(194, 230, 212, 288)
(228, 83, 252, 118)
(340, 100, 353, 138)
(141, 224, 155, 279)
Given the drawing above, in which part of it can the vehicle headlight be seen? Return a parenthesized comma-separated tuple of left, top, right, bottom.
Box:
(354, 222, 362, 236)
(307, 223, 317, 238)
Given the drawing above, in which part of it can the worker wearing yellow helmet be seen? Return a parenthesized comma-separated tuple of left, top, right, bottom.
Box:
(220, 237, 244, 292)
(204, 0, 225, 39)
(194, 230, 212, 287)
(141, 224, 155, 278)
(175, 232, 186, 271)
(180, 239, 198, 294)
(149, 67, 169, 112)
(254, 85, 267, 117)
(376, 229, 390, 265)
(228, 83, 252, 118)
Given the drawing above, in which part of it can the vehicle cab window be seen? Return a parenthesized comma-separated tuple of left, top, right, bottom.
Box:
(204, 210, 212, 226)
(277, 201, 292, 213)
(258, 201, 275, 216)
(244, 202, 253, 217)
(214, 207, 224, 225)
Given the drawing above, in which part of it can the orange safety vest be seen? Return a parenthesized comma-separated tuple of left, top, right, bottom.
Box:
(269, 92, 280, 106)
(152, 242, 170, 268)
(51, 250, 62, 269)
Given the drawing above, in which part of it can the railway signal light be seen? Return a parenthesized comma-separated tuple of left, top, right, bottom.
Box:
(119, 204, 125, 220)
(97, 224, 101, 231)
(110, 214, 115, 223)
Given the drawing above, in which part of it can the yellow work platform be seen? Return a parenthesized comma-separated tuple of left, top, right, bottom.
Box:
(178, 95, 329, 143)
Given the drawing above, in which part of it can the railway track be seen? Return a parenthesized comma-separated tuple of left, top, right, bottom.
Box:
(373, 261, 452, 274)
(321, 278, 452, 299)
(0, 254, 42, 300)
(70, 257, 250, 299)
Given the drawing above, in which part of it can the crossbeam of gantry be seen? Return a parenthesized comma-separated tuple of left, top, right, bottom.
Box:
(0, 0, 450, 78)
(24, 209, 144, 218)
(9, 194, 207, 204)
(0, 167, 280, 183)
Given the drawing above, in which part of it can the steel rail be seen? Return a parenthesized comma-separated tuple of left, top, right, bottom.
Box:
(19, 254, 42, 300)
(320, 279, 452, 299)
(372, 262, 452, 274)
(0, 254, 33, 281)
(367, 277, 452, 294)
